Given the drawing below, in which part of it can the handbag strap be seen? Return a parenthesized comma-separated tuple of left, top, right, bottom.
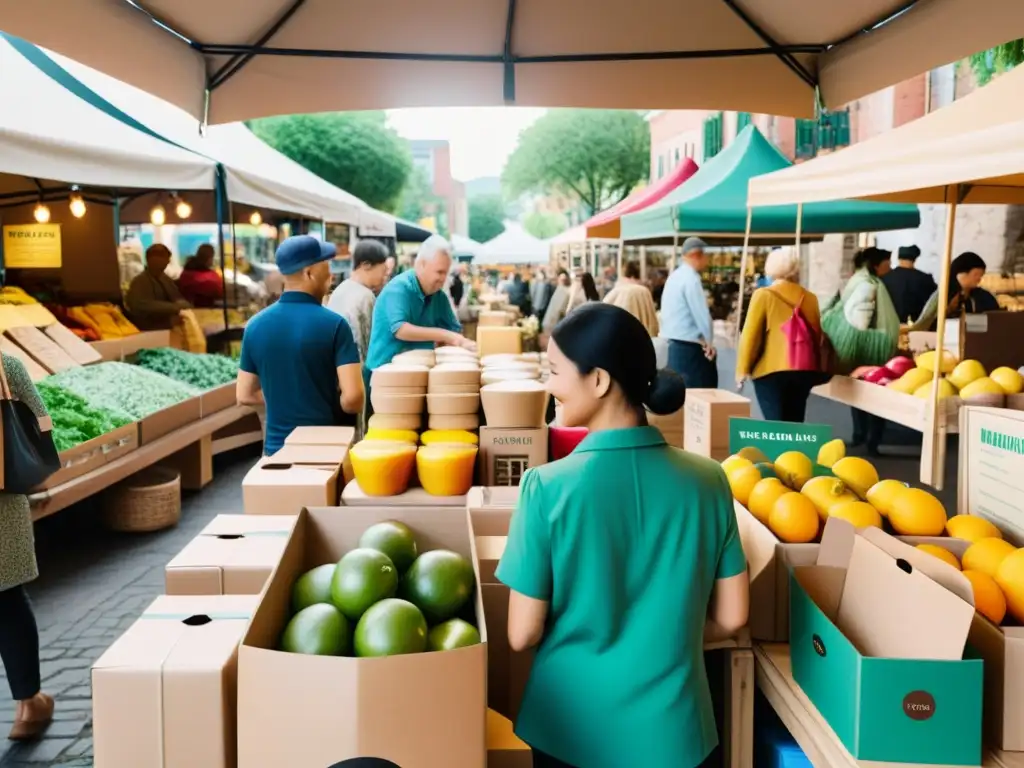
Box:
(769, 285, 804, 311)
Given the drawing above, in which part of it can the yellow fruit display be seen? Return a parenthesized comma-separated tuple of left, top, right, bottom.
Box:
(769, 493, 819, 543)
(915, 349, 958, 374)
(420, 429, 479, 445)
(722, 455, 755, 476)
(727, 465, 763, 507)
(959, 377, 1006, 400)
(916, 544, 962, 571)
(865, 479, 908, 518)
(947, 360, 986, 391)
(888, 367, 934, 394)
(831, 457, 879, 498)
(416, 444, 478, 496)
(816, 438, 846, 469)
(990, 366, 1024, 395)
(737, 446, 770, 464)
(962, 538, 1017, 579)
(801, 476, 858, 521)
(349, 441, 418, 496)
(828, 501, 882, 529)
(912, 378, 958, 400)
(945, 515, 1003, 543)
(963, 569, 1008, 625)
(887, 487, 947, 536)
(363, 428, 419, 444)
(747, 478, 789, 525)
(995, 549, 1024, 624)
(775, 451, 814, 491)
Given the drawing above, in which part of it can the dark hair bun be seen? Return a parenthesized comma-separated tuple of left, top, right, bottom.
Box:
(644, 369, 687, 415)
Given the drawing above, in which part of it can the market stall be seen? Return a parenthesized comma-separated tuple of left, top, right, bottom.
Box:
(478, 221, 550, 271)
(746, 62, 1024, 490)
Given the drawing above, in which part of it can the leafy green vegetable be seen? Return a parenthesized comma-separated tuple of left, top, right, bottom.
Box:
(46, 362, 199, 421)
(133, 348, 239, 390)
(36, 381, 133, 452)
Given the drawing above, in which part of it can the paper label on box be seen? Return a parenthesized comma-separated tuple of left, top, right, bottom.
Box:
(729, 418, 832, 461)
(962, 407, 1024, 544)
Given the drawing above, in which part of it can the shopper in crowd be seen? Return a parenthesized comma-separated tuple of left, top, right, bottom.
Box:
(736, 247, 823, 422)
(237, 235, 363, 454)
(505, 272, 531, 315)
(325, 240, 390, 363)
(661, 237, 718, 388)
(566, 271, 600, 315)
(541, 270, 572, 336)
(882, 245, 936, 324)
(530, 267, 552, 321)
(603, 261, 659, 336)
(125, 243, 191, 331)
(497, 303, 748, 768)
(822, 247, 899, 453)
(907, 251, 999, 331)
(449, 264, 465, 308)
(0, 354, 54, 741)
(176, 243, 224, 308)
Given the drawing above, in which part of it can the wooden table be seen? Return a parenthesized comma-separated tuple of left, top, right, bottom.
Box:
(754, 643, 1023, 768)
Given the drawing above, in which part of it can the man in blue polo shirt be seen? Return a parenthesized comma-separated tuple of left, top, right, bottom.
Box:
(364, 236, 475, 396)
(237, 235, 363, 454)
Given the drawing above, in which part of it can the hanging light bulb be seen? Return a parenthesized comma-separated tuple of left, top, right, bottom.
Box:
(33, 202, 51, 224)
(150, 205, 167, 226)
(69, 191, 87, 219)
(249, 211, 263, 227)
(175, 198, 192, 219)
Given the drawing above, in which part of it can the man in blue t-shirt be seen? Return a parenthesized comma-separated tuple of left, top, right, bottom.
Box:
(237, 235, 363, 454)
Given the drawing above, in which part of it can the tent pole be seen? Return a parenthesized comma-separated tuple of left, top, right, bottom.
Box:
(926, 192, 958, 490)
(215, 166, 229, 337)
(735, 207, 753, 347)
(617, 239, 624, 279)
(640, 245, 647, 283)
(672, 234, 679, 271)
(795, 203, 803, 250)
(230, 202, 239, 318)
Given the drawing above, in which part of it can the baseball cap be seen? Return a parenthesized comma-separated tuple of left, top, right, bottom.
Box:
(681, 236, 708, 254)
(275, 235, 336, 275)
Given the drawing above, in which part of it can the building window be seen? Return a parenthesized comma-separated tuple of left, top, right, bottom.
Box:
(657, 156, 664, 179)
(674, 148, 680, 167)
(702, 112, 724, 161)
(737, 112, 753, 133)
(795, 109, 851, 160)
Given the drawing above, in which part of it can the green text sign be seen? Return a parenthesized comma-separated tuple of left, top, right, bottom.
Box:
(729, 418, 832, 461)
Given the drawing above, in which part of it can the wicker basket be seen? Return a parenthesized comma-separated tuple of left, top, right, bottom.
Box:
(103, 466, 182, 533)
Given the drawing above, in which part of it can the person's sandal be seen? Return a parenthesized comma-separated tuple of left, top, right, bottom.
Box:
(8, 693, 54, 741)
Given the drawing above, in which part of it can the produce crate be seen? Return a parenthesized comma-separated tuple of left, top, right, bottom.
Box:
(121, 330, 171, 358)
(87, 338, 123, 362)
(138, 397, 202, 445)
(101, 423, 139, 464)
(36, 423, 138, 490)
(200, 382, 236, 417)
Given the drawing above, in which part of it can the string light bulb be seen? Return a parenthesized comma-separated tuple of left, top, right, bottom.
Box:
(33, 203, 51, 224)
(69, 192, 86, 219)
(175, 198, 192, 219)
(249, 211, 263, 227)
(150, 205, 166, 226)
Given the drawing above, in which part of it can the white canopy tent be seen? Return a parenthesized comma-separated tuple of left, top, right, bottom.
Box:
(478, 221, 549, 265)
(450, 234, 484, 260)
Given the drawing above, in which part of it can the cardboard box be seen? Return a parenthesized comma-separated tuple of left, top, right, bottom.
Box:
(121, 330, 172, 357)
(467, 486, 519, 537)
(35, 423, 138, 490)
(478, 428, 548, 487)
(284, 426, 356, 447)
(200, 382, 237, 417)
(242, 457, 342, 515)
(476, 326, 522, 358)
(958, 405, 1024, 750)
(683, 389, 751, 460)
(270, 443, 349, 466)
(790, 519, 982, 765)
(237, 507, 487, 768)
(139, 397, 203, 445)
(165, 514, 295, 595)
(476, 535, 506, 585)
(648, 405, 684, 448)
(92, 594, 259, 768)
(486, 708, 531, 768)
(342, 481, 466, 507)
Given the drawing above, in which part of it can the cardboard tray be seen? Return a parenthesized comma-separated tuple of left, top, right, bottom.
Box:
(35, 423, 139, 490)
(139, 397, 203, 445)
(200, 382, 237, 417)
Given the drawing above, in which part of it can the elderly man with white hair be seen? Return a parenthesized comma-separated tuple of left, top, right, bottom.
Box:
(734, 246, 823, 423)
(364, 235, 476, 408)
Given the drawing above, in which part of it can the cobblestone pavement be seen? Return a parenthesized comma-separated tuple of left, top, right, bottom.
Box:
(0, 444, 260, 766)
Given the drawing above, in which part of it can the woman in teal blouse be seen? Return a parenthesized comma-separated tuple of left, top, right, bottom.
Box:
(496, 303, 750, 768)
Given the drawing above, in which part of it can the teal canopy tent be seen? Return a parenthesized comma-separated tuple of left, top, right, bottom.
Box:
(620, 126, 920, 243)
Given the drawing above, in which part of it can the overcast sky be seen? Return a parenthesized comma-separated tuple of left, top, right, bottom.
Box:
(387, 107, 546, 182)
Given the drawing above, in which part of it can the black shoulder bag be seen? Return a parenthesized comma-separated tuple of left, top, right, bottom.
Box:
(0, 362, 60, 494)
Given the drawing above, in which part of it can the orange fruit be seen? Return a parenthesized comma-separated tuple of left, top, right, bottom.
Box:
(915, 544, 961, 571)
(887, 487, 947, 536)
(995, 548, 1024, 624)
(945, 515, 1002, 543)
(828, 501, 882, 529)
(963, 569, 1007, 625)
(774, 451, 814, 491)
(962, 538, 1017, 579)
(747, 478, 788, 525)
(722, 455, 754, 476)
(865, 479, 908, 518)
(727, 464, 763, 507)
(768, 493, 819, 543)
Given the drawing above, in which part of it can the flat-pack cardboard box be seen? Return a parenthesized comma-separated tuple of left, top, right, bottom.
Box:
(790, 519, 983, 765)
(342, 480, 466, 507)
(468, 486, 520, 537)
(139, 397, 203, 444)
(486, 709, 532, 768)
(242, 455, 342, 515)
(958, 405, 1024, 750)
(284, 426, 356, 448)
(237, 507, 487, 768)
(165, 514, 295, 595)
(478, 428, 548, 487)
(92, 594, 258, 768)
(683, 389, 750, 460)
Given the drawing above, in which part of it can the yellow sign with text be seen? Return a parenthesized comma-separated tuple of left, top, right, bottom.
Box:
(2, 224, 62, 268)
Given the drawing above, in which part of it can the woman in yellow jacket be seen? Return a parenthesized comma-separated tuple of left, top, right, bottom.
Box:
(735, 247, 822, 423)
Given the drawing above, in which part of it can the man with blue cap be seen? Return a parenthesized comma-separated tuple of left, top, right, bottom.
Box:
(236, 235, 363, 455)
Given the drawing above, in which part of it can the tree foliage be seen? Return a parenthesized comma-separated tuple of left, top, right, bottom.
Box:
(523, 210, 568, 239)
(468, 195, 507, 242)
(968, 39, 1024, 86)
(249, 112, 412, 212)
(502, 110, 650, 216)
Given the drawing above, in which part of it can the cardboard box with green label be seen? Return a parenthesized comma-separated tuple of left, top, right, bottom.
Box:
(790, 517, 983, 765)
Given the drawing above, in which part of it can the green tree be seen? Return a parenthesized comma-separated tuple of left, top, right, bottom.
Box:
(523, 210, 568, 239)
(397, 166, 448, 236)
(468, 195, 507, 242)
(502, 110, 650, 216)
(968, 39, 1024, 86)
(249, 112, 412, 212)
